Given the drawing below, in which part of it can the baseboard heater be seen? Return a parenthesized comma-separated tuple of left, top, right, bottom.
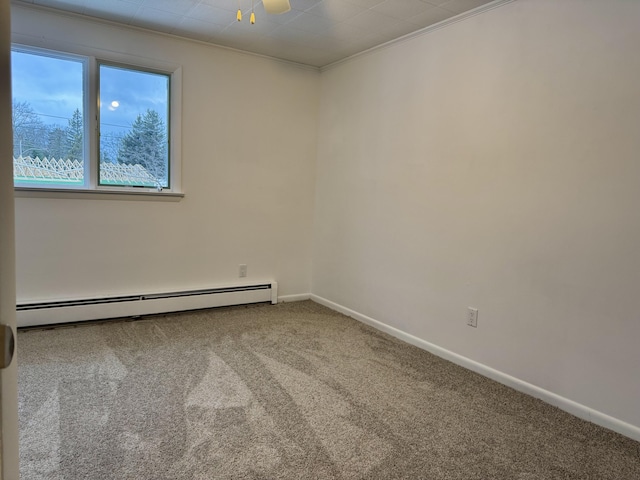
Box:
(16, 282, 278, 328)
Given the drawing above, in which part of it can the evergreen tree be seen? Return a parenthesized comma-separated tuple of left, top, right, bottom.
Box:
(118, 109, 168, 186)
(65, 108, 83, 161)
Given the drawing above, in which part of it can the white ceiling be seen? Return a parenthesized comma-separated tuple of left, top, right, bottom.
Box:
(14, 0, 497, 67)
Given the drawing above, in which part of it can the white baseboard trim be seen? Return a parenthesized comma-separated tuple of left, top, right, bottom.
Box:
(277, 294, 311, 303)
(310, 294, 640, 443)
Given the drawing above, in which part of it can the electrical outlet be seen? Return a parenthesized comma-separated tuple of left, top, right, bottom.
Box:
(239, 264, 247, 278)
(467, 307, 478, 328)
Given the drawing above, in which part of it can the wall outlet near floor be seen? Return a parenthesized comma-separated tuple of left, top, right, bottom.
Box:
(467, 307, 478, 328)
(239, 264, 247, 278)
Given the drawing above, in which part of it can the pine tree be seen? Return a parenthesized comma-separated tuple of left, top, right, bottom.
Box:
(118, 109, 168, 186)
(65, 108, 83, 161)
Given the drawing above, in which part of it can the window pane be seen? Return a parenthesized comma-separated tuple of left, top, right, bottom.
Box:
(11, 49, 85, 186)
(99, 65, 170, 188)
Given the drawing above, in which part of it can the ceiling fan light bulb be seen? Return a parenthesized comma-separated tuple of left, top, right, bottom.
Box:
(237, 9, 242, 21)
(250, 12, 255, 24)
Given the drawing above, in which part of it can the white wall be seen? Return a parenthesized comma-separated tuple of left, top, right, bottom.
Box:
(12, 5, 319, 302)
(313, 0, 640, 431)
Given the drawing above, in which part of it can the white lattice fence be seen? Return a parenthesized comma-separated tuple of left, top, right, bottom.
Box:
(13, 156, 156, 185)
(13, 156, 83, 181)
(99, 161, 157, 185)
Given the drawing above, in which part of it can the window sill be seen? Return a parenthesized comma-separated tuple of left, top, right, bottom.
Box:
(14, 187, 184, 202)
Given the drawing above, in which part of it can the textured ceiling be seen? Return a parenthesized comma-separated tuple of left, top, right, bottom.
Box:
(14, 0, 498, 67)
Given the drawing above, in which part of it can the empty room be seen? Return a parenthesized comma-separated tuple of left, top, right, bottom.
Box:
(1, 0, 639, 478)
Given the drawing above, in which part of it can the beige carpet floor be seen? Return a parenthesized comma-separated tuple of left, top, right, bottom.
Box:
(18, 300, 640, 479)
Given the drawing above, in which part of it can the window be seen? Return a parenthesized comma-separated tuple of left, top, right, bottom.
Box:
(11, 48, 86, 187)
(99, 64, 170, 189)
(11, 45, 180, 195)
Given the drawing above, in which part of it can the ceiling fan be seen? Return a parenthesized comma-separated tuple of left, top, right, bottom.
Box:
(238, 0, 290, 24)
(263, 0, 291, 15)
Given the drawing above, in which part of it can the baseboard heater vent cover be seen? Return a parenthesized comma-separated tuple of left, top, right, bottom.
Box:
(17, 282, 277, 328)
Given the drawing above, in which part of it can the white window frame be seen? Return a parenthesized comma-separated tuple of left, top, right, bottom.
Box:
(12, 43, 182, 199)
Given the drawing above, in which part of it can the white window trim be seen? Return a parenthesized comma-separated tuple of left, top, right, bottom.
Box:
(11, 42, 183, 199)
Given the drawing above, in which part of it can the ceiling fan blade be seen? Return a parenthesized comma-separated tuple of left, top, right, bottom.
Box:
(263, 0, 291, 14)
